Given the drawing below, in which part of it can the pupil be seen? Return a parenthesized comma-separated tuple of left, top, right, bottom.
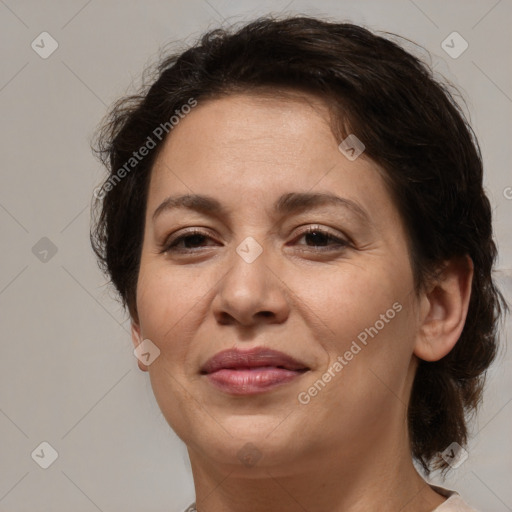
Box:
(306, 231, 327, 246)
(185, 234, 205, 247)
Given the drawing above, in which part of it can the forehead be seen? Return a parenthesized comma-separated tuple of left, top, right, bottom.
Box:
(147, 91, 400, 231)
(154, 91, 334, 172)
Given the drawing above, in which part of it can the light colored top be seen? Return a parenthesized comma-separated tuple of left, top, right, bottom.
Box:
(183, 484, 480, 511)
(431, 484, 480, 511)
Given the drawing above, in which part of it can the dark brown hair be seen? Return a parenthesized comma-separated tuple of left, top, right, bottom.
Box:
(90, 15, 508, 476)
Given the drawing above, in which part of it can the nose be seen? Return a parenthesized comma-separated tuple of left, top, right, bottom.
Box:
(212, 243, 290, 327)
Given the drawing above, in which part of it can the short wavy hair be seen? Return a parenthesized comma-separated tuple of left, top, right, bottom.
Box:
(90, 15, 509, 476)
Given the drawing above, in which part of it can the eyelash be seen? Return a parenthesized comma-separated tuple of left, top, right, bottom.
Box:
(159, 226, 350, 254)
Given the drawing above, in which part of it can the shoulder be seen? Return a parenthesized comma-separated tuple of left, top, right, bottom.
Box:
(430, 484, 481, 512)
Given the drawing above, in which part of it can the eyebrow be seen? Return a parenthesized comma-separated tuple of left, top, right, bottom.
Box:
(152, 191, 371, 225)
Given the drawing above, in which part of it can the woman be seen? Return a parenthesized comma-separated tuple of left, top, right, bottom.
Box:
(90, 15, 508, 512)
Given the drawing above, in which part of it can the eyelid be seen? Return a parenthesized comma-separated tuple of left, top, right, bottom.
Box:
(293, 224, 345, 239)
(160, 227, 217, 252)
(291, 224, 350, 247)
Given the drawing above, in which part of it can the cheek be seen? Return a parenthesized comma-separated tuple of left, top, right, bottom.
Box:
(135, 266, 184, 353)
(288, 259, 407, 349)
(291, 256, 417, 399)
(135, 262, 217, 357)
(135, 265, 206, 432)
(293, 264, 416, 425)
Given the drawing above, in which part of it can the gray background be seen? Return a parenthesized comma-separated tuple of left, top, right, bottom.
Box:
(0, 1, 511, 511)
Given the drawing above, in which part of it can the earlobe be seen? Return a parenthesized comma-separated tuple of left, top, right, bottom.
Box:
(131, 320, 149, 372)
(414, 255, 474, 362)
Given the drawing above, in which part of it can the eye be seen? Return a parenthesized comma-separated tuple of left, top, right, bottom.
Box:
(160, 229, 218, 253)
(291, 225, 349, 251)
(159, 225, 350, 255)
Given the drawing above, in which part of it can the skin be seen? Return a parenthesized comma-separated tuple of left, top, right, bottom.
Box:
(130, 90, 473, 512)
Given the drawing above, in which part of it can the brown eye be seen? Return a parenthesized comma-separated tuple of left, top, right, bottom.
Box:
(294, 226, 349, 250)
(161, 229, 218, 253)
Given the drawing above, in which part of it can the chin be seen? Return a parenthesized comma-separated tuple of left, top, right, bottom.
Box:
(215, 424, 306, 464)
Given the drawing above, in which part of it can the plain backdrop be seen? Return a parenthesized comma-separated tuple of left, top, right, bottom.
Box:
(0, 1, 511, 511)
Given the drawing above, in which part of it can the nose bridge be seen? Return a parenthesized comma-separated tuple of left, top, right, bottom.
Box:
(213, 233, 288, 325)
(226, 234, 270, 299)
(235, 235, 265, 266)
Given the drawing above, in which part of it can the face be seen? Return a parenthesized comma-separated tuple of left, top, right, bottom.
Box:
(132, 91, 423, 475)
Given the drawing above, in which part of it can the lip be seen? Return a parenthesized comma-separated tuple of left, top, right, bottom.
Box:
(200, 347, 310, 395)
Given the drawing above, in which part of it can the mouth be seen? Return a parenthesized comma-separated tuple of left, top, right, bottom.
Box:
(200, 347, 310, 395)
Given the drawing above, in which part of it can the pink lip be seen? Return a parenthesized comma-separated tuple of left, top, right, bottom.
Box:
(200, 347, 309, 395)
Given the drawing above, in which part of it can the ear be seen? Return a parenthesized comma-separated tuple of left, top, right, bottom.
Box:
(414, 255, 474, 362)
(131, 319, 149, 372)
